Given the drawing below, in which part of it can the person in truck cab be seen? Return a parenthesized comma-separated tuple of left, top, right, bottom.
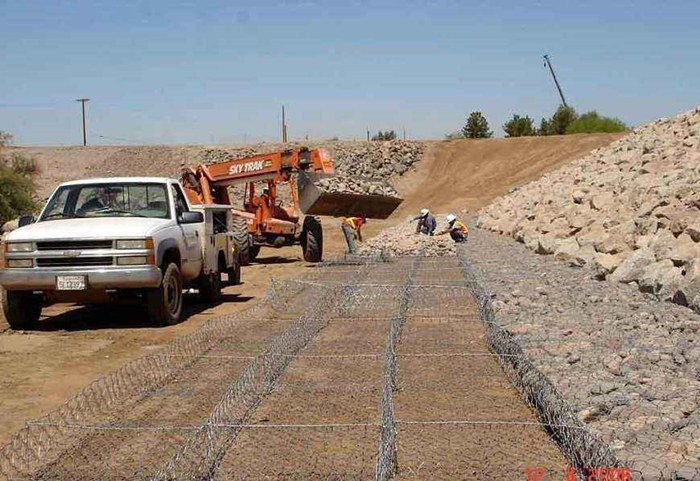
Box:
(77, 186, 121, 215)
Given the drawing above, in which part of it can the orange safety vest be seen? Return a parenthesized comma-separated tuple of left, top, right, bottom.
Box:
(452, 220, 468, 234)
(342, 217, 364, 231)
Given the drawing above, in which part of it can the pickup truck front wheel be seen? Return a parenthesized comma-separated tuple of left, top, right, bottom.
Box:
(2, 290, 42, 330)
(146, 263, 183, 326)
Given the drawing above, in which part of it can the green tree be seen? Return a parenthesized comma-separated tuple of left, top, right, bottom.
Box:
(503, 114, 535, 137)
(549, 105, 578, 135)
(566, 111, 628, 134)
(537, 118, 551, 136)
(372, 130, 397, 141)
(461, 111, 493, 139)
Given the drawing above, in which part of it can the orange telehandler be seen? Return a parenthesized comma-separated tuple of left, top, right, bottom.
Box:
(180, 147, 402, 263)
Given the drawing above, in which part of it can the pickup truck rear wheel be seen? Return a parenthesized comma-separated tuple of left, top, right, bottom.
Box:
(199, 270, 222, 303)
(146, 263, 182, 326)
(2, 290, 42, 330)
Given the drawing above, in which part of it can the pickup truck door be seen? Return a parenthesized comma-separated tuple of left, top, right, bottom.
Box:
(171, 184, 203, 279)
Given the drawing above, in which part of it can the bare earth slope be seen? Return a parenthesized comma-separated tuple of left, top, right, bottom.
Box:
(393, 133, 624, 217)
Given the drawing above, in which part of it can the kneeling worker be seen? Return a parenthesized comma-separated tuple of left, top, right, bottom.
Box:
(340, 216, 366, 254)
(413, 208, 437, 235)
(437, 213, 468, 243)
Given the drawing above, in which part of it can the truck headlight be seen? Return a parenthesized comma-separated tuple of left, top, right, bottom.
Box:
(7, 259, 33, 268)
(116, 238, 154, 250)
(117, 255, 154, 266)
(7, 242, 33, 253)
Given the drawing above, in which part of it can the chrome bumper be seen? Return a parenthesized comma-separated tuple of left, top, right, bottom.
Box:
(0, 266, 162, 291)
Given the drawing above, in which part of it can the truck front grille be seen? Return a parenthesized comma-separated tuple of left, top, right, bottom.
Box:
(36, 257, 113, 267)
(36, 240, 114, 251)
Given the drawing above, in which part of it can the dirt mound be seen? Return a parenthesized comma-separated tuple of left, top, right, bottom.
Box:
(478, 106, 700, 311)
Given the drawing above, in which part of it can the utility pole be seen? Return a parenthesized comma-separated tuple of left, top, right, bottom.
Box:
(543, 55, 568, 107)
(75, 98, 90, 146)
(281, 105, 288, 143)
(366, 127, 370, 142)
(403, 127, 406, 140)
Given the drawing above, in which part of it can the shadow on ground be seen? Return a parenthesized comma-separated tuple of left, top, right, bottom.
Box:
(28, 293, 255, 332)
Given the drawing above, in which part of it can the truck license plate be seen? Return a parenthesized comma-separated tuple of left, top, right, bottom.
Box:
(56, 275, 87, 291)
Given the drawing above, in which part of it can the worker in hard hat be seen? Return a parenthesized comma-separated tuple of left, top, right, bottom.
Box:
(340, 216, 366, 254)
(412, 208, 437, 236)
(437, 214, 468, 243)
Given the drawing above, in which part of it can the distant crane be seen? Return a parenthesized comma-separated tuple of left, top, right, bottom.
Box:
(543, 54, 568, 107)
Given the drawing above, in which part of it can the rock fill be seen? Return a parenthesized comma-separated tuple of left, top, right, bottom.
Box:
(314, 176, 398, 197)
(357, 217, 457, 257)
(478, 106, 700, 312)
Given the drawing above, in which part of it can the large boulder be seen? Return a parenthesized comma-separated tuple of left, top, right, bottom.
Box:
(609, 248, 656, 284)
(553, 238, 592, 267)
(590, 252, 627, 280)
(638, 260, 684, 301)
(686, 221, 700, 242)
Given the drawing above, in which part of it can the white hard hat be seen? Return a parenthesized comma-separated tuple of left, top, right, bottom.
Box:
(420, 208, 429, 217)
(446, 214, 457, 223)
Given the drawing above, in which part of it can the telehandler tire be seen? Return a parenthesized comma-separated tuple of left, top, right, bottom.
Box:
(232, 216, 252, 265)
(146, 262, 183, 326)
(2, 290, 42, 330)
(301, 216, 323, 262)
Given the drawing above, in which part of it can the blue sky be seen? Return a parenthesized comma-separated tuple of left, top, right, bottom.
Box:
(1, 0, 699, 145)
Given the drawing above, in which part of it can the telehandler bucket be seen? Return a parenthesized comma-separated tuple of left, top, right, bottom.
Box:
(297, 172, 403, 219)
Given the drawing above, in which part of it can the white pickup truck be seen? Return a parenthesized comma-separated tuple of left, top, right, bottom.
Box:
(0, 177, 241, 328)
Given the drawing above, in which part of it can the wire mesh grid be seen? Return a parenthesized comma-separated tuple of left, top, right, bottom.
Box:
(2, 253, 691, 480)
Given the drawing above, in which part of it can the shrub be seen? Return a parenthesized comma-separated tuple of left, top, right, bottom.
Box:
(461, 111, 493, 139)
(566, 111, 628, 134)
(0, 138, 38, 225)
(503, 115, 535, 137)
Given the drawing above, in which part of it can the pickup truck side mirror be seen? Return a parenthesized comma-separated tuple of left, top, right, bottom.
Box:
(178, 211, 204, 224)
(18, 215, 36, 227)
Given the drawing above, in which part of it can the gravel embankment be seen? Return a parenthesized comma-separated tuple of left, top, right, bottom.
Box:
(478, 107, 700, 312)
(463, 226, 699, 480)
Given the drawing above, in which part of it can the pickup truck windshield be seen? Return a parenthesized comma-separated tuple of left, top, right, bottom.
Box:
(40, 183, 170, 221)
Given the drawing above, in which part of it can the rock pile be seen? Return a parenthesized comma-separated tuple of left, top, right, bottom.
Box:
(198, 140, 424, 182)
(315, 176, 398, 197)
(199, 147, 262, 164)
(357, 218, 455, 257)
(329, 140, 424, 178)
(478, 107, 700, 311)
